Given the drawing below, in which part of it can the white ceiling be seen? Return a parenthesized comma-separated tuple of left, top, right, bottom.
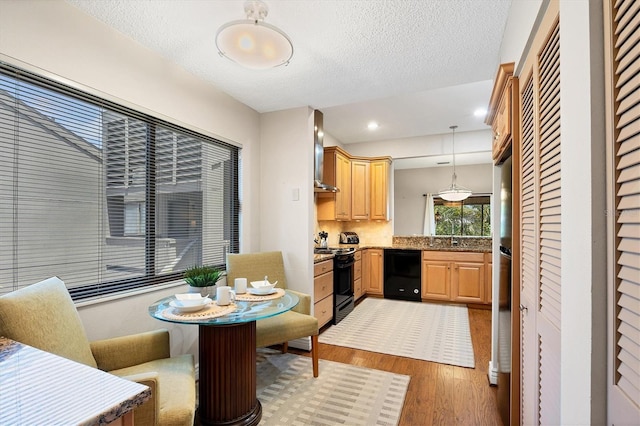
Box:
(66, 0, 511, 148)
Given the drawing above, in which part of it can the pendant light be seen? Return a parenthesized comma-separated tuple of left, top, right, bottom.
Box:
(216, 0, 293, 70)
(438, 125, 472, 202)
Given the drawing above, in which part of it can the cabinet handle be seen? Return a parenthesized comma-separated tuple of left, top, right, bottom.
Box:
(519, 304, 528, 313)
(494, 133, 500, 140)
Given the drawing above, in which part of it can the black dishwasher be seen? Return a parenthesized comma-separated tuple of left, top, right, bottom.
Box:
(383, 249, 422, 302)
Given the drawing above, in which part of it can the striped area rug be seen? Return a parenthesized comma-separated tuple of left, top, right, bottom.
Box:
(319, 298, 475, 368)
(257, 349, 409, 426)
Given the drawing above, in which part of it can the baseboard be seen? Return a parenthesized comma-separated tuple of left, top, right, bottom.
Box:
(288, 336, 311, 351)
(487, 361, 498, 386)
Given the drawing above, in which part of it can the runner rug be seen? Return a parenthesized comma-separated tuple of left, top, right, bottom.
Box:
(318, 298, 475, 368)
(256, 349, 409, 426)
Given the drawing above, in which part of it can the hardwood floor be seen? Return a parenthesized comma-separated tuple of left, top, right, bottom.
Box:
(289, 305, 502, 426)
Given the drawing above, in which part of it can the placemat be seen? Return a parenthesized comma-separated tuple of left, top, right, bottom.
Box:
(161, 302, 237, 320)
(235, 288, 285, 302)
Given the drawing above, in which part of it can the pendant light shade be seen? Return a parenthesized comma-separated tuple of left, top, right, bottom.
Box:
(216, 0, 293, 70)
(438, 125, 472, 202)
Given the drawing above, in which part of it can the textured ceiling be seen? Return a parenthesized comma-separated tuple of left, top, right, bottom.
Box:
(66, 0, 511, 145)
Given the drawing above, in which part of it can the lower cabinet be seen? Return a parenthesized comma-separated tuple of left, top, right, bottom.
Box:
(362, 248, 384, 296)
(354, 250, 363, 300)
(314, 260, 334, 327)
(451, 261, 485, 303)
(421, 251, 487, 304)
(422, 260, 451, 301)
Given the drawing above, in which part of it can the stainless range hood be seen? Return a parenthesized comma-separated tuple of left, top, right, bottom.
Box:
(313, 109, 339, 193)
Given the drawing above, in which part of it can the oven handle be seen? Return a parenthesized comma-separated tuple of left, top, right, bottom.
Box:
(335, 259, 355, 268)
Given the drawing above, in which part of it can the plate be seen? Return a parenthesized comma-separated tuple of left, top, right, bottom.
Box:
(170, 297, 212, 313)
(248, 288, 277, 296)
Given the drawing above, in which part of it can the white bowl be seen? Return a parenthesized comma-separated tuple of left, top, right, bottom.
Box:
(170, 297, 212, 312)
(175, 293, 207, 307)
(250, 280, 276, 294)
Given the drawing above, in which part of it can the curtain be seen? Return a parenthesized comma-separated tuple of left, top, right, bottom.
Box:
(423, 193, 436, 235)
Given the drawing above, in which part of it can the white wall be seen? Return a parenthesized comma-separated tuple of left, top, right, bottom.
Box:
(394, 164, 493, 236)
(558, 1, 606, 423)
(0, 0, 261, 360)
(259, 107, 315, 298)
(345, 129, 492, 160)
(499, 0, 544, 68)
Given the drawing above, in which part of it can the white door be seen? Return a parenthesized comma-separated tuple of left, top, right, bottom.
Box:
(604, 0, 640, 423)
(517, 2, 562, 424)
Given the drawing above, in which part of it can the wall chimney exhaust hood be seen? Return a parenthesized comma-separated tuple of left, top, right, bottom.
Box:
(313, 109, 339, 193)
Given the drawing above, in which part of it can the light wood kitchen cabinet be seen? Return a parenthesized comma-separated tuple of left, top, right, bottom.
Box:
(421, 251, 488, 304)
(316, 146, 391, 222)
(353, 250, 363, 300)
(486, 62, 516, 165)
(363, 249, 383, 296)
(316, 147, 351, 221)
(351, 160, 370, 220)
(451, 261, 485, 303)
(313, 259, 334, 327)
(422, 260, 451, 300)
(370, 159, 391, 221)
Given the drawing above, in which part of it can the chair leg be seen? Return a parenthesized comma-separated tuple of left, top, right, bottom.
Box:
(311, 334, 319, 378)
(282, 342, 288, 353)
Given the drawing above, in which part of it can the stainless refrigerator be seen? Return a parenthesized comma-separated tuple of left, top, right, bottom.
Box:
(497, 155, 512, 425)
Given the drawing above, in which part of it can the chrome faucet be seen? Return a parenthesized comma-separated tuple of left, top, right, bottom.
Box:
(445, 218, 458, 246)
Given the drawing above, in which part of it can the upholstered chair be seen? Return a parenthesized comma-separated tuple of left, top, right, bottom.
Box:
(226, 251, 319, 377)
(0, 277, 196, 426)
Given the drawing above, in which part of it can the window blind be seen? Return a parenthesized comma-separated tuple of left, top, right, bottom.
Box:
(0, 64, 240, 299)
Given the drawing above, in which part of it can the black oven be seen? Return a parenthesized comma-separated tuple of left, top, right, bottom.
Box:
(333, 250, 355, 324)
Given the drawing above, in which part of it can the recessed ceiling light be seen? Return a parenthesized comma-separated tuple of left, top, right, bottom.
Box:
(474, 108, 487, 118)
(367, 121, 379, 130)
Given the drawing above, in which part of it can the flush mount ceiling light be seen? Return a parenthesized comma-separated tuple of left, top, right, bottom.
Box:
(216, 0, 293, 70)
(474, 108, 487, 118)
(438, 125, 472, 202)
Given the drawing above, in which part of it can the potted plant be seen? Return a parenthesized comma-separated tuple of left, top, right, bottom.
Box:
(183, 265, 225, 296)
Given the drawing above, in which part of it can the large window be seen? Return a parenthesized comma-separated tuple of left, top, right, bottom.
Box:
(434, 196, 491, 236)
(0, 64, 240, 299)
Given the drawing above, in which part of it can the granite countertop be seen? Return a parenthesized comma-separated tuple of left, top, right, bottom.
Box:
(313, 237, 492, 263)
(0, 337, 151, 425)
(313, 253, 335, 263)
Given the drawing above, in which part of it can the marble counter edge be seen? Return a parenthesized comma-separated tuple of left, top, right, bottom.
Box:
(0, 336, 151, 426)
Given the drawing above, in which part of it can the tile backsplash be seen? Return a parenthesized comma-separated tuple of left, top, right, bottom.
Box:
(315, 220, 393, 247)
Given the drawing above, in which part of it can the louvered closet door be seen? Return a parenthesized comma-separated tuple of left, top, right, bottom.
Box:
(519, 72, 539, 426)
(606, 0, 640, 422)
(517, 2, 561, 424)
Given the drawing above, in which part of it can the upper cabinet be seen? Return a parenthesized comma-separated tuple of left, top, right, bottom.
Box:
(351, 159, 370, 220)
(486, 62, 517, 165)
(317, 147, 351, 220)
(316, 146, 391, 221)
(370, 159, 391, 221)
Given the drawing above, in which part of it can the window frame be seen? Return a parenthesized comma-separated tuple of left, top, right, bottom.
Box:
(0, 63, 240, 300)
(433, 195, 491, 237)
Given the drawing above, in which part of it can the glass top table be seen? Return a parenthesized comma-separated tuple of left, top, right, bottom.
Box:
(148, 289, 300, 426)
(148, 290, 299, 326)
